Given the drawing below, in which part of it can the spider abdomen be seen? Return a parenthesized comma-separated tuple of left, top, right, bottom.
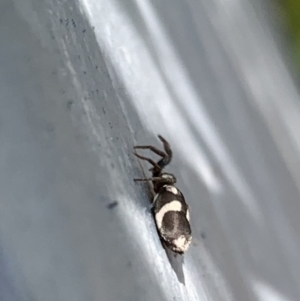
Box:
(153, 185, 192, 254)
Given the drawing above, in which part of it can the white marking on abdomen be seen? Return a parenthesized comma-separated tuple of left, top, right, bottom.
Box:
(155, 200, 182, 229)
(164, 185, 179, 195)
(173, 235, 191, 253)
(186, 208, 190, 221)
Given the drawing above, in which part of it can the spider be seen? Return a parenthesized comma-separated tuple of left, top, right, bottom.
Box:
(134, 135, 192, 254)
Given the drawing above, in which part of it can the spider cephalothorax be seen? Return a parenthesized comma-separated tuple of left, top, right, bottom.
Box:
(134, 135, 192, 254)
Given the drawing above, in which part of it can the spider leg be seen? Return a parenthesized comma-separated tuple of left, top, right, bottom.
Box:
(134, 177, 165, 182)
(134, 175, 176, 186)
(156, 135, 173, 169)
(134, 145, 166, 157)
(158, 135, 172, 158)
(133, 152, 161, 170)
(134, 135, 173, 172)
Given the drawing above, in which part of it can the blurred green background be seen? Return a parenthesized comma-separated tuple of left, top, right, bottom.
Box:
(277, 0, 300, 73)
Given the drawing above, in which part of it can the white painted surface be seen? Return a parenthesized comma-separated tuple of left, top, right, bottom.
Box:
(0, 0, 299, 301)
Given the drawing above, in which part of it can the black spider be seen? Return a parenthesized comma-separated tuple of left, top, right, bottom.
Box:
(134, 135, 192, 254)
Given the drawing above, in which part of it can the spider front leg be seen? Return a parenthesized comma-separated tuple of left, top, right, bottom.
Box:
(134, 135, 173, 171)
(158, 135, 172, 159)
(133, 177, 165, 182)
(156, 135, 173, 169)
(133, 152, 161, 171)
(134, 145, 166, 158)
(134, 174, 176, 186)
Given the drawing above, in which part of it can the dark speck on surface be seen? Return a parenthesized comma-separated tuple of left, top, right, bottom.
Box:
(201, 232, 206, 239)
(127, 260, 132, 268)
(106, 201, 118, 210)
(82, 29, 86, 33)
(67, 100, 74, 110)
